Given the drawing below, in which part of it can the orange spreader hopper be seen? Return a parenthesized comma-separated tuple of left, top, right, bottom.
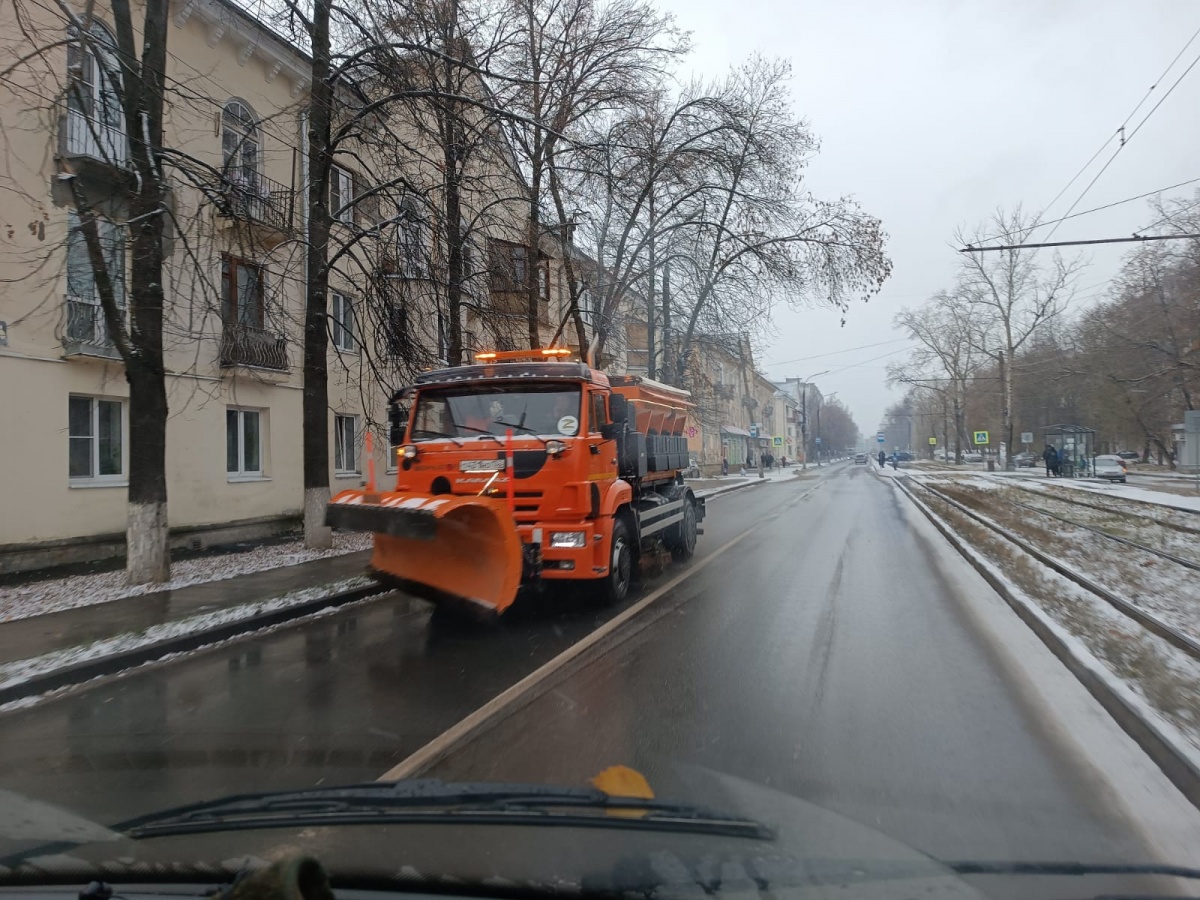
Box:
(327, 490, 525, 613)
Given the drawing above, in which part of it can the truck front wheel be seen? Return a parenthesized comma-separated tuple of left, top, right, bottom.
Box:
(595, 517, 633, 606)
(666, 498, 698, 561)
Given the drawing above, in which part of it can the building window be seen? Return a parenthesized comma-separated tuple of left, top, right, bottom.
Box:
(69, 395, 124, 482)
(65, 211, 125, 346)
(330, 165, 355, 224)
(221, 100, 260, 188)
(226, 408, 263, 478)
(221, 254, 265, 327)
(396, 198, 426, 277)
(65, 22, 124, 163)
(335, 414, 358, 474)
(331, 292, 355, 352)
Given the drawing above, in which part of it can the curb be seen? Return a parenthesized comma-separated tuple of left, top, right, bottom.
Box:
(0, 582, 389, 707)
(692, 478, 769, 500)
(891, 476, 1200, 811)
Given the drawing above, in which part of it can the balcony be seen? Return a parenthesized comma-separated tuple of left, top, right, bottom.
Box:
(59, 108, 128, 169)
(220, 323, 288, 370)
(63, 298, 122, 360)
(219, 173, 293, 236)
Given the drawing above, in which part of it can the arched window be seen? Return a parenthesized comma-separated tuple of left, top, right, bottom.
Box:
(65, 22, 124, 162)
(222, 100, 260, 188)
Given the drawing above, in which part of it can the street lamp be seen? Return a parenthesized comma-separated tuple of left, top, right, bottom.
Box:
(800, 370, 828, 470)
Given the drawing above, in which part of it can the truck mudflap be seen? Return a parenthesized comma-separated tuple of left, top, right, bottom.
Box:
(326, 490, 524, 614)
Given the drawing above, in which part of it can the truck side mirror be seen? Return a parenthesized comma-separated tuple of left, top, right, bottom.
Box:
(388, 404, 409, 446)
(608, 393, 628, 424)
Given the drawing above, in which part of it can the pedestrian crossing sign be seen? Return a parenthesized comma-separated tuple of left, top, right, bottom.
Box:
(973, 431, 989, 445)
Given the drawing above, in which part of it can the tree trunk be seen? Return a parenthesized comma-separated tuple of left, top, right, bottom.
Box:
(1000, 349, 1014, 469)
(303, 0, 334, 549)
(526, 169, 542, 349)
(108, 0, 171, 583)
(441, 6, 464, 366)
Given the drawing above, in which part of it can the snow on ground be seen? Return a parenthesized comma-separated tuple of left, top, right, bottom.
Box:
(903, 484, 1200, 757)
(913, 480, 1200, 642)
(1064, 480, 1200, 512)
(0, 533, 372, 624)
(0, 575, 374, 708)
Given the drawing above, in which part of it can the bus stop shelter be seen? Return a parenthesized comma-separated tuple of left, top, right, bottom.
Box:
(1043, 424, 1097, 477)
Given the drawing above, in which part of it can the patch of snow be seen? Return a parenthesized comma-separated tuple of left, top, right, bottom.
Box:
(0, 533, 372, 623)
(0, 575, 373, 693)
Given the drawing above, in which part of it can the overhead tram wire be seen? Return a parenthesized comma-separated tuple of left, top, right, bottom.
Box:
(977, 23, 1200, 247)
(1040, 38, 1200, 244)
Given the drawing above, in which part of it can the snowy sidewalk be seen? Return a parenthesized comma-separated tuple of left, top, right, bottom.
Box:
(0, 548, 373, 670)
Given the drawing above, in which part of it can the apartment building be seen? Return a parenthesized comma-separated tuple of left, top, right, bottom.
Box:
(0, 0, 587, 571)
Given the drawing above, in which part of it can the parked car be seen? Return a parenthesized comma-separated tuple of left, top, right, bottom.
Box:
(1115, 451, 1141, 462)
(963, 450, 984, 463)
(1093, 454, 1128, 483)
(896, 451, 914, 461)
(1012, 451, 1036, 468)
(854, 453, 868, 465)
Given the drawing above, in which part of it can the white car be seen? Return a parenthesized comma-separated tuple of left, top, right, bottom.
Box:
(962, 450, 984, 463)
(1093, 454, 1127, 483)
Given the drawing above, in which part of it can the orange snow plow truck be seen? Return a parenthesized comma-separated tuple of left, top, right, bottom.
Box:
(325, 348, 705, 614)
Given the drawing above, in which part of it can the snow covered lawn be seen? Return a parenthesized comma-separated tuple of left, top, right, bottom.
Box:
(909, 486, 1200, 755)
(0, 533, 372, 623)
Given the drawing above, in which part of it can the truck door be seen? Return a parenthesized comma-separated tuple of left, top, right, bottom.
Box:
(587, 390, 618, 490)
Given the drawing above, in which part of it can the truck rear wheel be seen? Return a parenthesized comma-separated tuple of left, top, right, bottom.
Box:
(595, 517, 633, 606)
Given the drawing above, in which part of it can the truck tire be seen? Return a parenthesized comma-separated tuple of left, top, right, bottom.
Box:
(595, 517, 634, 606)
(665, 497, 698, 561)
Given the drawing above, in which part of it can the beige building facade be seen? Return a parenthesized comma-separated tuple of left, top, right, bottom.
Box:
(0, 0, 589, 570)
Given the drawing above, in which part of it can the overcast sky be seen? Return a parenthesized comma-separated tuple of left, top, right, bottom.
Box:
(652, 0, 1200, 436)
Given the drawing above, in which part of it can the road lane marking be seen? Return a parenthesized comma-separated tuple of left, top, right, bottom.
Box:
(378, 478, 827, 781)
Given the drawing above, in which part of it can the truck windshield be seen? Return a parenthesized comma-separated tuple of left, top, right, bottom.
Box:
(411, 384, 582, 440)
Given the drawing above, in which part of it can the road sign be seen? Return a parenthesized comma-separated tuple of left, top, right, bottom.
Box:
(877, 432, 886, 443)
(814, 437, 822, 444)
(928, 437, 937, 445)
(973, 430, 989, 445)
(1020, 431, 1033, 444)
(773, 436, 783, 446)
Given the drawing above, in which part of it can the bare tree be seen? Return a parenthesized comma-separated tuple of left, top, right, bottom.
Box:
(494, 0, 684, 351)
(889, 290, 985, 463)
(956, 206, 1083, 467)
(666, 58, 891, 387)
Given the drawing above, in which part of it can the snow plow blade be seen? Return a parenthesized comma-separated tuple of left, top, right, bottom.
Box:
(326, 491, 524, 613)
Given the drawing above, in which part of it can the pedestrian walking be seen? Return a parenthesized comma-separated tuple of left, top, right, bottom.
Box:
(721, 457, 729, 476)
(890, 451, 899, 470)
(878, 450, 886, 468)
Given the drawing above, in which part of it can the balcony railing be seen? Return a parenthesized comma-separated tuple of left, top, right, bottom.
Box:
(60, 109, 128, 167)
(220, 322, 288, 371)
(63, 297, 122, 359)
(220, 173, 293, 234)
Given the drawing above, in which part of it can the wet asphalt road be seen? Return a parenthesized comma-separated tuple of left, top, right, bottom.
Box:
(0, 464, 1155, 867)
(0, 472, 802, 824)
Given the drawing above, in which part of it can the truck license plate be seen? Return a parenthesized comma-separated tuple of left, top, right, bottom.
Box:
(460, 459, 504, 472)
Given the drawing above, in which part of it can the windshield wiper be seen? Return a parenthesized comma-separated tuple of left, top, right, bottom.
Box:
(116, 780, 773, 842)
(493, 419, 549, 446)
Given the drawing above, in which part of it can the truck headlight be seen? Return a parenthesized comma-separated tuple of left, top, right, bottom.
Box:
(399, 444, 419, 460)
(545, 440, 567, 457)
(550, 531, 587, 548)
